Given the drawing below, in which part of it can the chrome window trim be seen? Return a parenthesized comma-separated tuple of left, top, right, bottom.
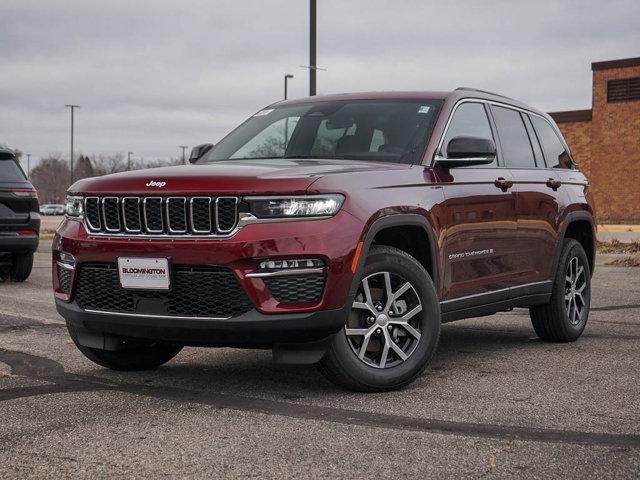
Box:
(102, 197, 121, 232)
(121, 197, 142, 233)
(215, 196, 239, 233)
(166, 196, 188, 233)
(189, 197, 212, 234)
(143, 197, 164, 233)
(84, 197, 101, 231)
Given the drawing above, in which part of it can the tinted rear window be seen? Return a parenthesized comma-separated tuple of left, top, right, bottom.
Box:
(531, 116, 573, 169)
(491, 106, 536, 168)
(0, 159, 26, 182)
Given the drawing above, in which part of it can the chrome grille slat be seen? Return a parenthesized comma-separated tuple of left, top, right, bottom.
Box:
(102, 197, 121, 232)
(166, 197, 188, 233)
(84, 197, 101, 231)
(190, 197, 212, 233)
(216, 197, 238, 233)
(83, 196, 239, 237)
(143, 197, 164, 233)
(122, 197, 142, 232)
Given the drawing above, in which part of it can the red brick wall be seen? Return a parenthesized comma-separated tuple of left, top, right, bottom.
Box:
(553, 61, 640, 222)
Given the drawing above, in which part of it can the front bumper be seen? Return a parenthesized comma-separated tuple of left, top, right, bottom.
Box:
(53, 211, 363, 345)
(57, 298, 350, 347)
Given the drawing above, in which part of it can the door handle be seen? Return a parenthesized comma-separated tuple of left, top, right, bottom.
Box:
(546, 178, 562, 190)
(494, 177, 513, 191)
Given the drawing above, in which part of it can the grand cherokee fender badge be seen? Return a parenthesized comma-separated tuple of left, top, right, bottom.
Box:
(146, 180, 167, 188)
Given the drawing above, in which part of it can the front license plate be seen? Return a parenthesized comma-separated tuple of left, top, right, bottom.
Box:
(117, 257, 170, 290)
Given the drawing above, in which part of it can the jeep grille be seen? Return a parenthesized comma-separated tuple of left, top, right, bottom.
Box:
(83, 196, 239, 236)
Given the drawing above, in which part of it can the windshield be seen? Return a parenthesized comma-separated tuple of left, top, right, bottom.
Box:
(200, 99, 442, 165)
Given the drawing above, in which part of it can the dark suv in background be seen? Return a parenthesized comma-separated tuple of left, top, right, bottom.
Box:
(0, 148, 40, 281)
(54, 88, 595, 391)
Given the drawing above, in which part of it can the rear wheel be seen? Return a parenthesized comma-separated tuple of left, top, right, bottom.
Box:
(67, 322, 182, 371)
(530, 239, 591, 342)
(10, 252, 34, 282)
(318, 246, 440, 392)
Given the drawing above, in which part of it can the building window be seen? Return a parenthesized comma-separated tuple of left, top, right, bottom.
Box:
(607, 77, 640, 103)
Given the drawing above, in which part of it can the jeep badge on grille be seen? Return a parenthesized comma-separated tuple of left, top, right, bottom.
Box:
(146, 180, 166, 187)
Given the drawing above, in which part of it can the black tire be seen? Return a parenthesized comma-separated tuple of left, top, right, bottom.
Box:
(67, 322, 182, 371)
(318, 245, 441, 392)
(10, 252, 34, 282)
(530, 239, 591, 342)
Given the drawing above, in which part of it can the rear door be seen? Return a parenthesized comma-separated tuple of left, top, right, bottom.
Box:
(436, 101, 520, 301)
(489, 105, 561, 287)
(0, 153, 36, 228)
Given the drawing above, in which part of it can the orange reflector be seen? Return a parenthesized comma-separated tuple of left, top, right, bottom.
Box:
(351, 241, 364, 273)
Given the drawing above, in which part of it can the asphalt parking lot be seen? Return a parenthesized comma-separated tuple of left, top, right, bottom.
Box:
(0, 242, 638, 478)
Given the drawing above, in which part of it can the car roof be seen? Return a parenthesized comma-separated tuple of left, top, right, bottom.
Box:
(271, 88, 548, 118)
(0, 148, 17, 158)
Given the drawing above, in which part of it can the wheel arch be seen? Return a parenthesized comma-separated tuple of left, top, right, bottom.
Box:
(552, 211, 596, 279)
(349, 214, 439, 299)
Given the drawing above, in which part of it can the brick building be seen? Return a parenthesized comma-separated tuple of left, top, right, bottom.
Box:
(549, 57, 640, 222)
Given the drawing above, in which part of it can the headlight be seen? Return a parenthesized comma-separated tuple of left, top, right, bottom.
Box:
(245, 194, 344, 218)
(65, 195, 84, 217)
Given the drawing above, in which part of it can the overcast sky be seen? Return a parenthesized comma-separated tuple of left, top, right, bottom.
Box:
(2, 0, 639, 166)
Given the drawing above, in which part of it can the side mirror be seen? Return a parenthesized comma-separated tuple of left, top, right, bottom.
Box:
(435, 136, 496, 168)
(189, 143, 214, 164)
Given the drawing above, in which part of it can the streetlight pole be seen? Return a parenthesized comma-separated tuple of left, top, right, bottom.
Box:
(309, 0, 317, 96)
(179, 146, 188, 164)
(284, 74, 294, 100)
(26, 154, 31, 178)
(65, 104, 80, 185)
(127, 151, 134, 170)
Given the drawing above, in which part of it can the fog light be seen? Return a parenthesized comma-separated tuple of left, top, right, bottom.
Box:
(258, 258, 324, 270)
(57, 252, 76, 270)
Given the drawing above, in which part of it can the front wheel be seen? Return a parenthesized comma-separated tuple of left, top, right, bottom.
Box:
(67, 322, 183, 371)
(318, 246, 441, 392)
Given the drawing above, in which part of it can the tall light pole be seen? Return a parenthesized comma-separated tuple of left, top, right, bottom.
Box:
(127, 151, 134, 170)
(65, 104, 80, 185)
(26, 153, 31, 178)
(179, 145, 188, 164)
(309, 0, 317, 96)
(284, 74, 294, 100)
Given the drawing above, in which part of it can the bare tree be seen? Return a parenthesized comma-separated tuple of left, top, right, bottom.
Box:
(30, 154, 70, 203)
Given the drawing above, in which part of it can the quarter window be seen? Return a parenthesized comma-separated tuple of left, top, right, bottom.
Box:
(442, 102, 496, 166)
(531, 116, 573, 169)
(491, 106, 536, 168)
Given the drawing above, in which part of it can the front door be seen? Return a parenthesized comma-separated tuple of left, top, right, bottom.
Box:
(435, 101, 520, 301)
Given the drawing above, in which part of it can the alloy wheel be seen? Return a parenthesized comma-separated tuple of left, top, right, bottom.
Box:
(565, 256, 587, 325)
(345, 271, 424, 369)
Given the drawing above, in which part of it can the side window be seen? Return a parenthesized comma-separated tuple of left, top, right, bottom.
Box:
(491, 106, 536, 168)
(442, 102, 496, 166)
(523, 114, 545, 167)
(531, 116, 573, 169)
(231, 117, 300, 159)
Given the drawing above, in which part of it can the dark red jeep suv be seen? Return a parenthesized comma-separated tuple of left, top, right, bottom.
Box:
(54, 88, 596, 391)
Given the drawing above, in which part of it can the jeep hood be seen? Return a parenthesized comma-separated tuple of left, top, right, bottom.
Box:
(71, 158, 409, 195)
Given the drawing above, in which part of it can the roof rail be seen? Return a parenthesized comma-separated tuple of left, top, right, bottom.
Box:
(455, 87, 514, 101)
